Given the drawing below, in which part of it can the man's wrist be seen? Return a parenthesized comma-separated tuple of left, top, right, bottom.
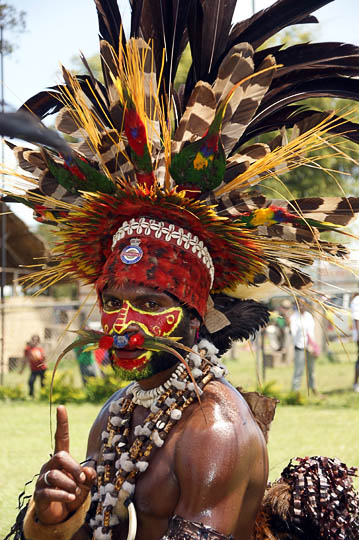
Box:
(23, 494, 91, 540)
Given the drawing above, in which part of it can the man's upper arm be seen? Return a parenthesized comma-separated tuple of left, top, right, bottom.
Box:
(173, 394, 267, 537)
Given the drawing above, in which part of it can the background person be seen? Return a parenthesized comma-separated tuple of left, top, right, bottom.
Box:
(276, 299, 293, 364)
(73, 346, 99, 386)
(290, 300, 318, 394)
(21, 335, 47, 397)
(350, 293, 359, 392)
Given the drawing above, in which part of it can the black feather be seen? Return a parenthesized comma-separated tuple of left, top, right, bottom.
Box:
(140, 0, 192, 94)
(227, 0, 334, 51)
(251, 77, 359, 130)
(95, 0, 125, 54)
(264, 43, 359, 79)
(0, 112, 72, 158)
(200, 295, 269, 356)
(237, 106, 359, 147)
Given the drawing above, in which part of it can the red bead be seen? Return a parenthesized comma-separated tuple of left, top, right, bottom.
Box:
(99, 335, 114, 349)
(128, 333, 145, 349)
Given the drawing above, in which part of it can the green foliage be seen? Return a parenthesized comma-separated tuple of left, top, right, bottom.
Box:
(257, 27, 359, 199)
(0, 383, 26, 400)
(84, 366, 128, 403)
(174, 44, 192, 89)
(256, 380, 307, 405)
(39, 370, 86, 404)
(256, 380, 282, 400)
(0, 3, 26, 55)
(281, 390, 308, 406)
(36, 367, 127, 404)
(69, 53, 103, 82)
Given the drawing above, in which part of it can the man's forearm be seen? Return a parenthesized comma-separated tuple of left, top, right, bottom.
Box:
(161, 515, 234, 540)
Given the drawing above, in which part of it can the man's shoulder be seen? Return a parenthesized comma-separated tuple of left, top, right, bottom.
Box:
(181, 379, 263, 448)
(175, 379, 267, 491)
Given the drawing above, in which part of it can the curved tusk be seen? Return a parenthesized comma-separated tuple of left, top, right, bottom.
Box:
(127, 501, 137, 540)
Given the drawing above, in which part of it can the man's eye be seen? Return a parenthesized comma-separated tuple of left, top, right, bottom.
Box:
(103, 298, 122, 310)
(143, 301, 160, 310)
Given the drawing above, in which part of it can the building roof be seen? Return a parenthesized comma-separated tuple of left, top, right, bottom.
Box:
(0, 203, 47, 285)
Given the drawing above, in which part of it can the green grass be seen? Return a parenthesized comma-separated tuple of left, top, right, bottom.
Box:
(1, 343, 359, 538)
(0, 402, 99, 539)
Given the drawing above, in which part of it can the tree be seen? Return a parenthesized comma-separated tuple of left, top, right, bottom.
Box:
(69, 53, 103, 82)
(0, 3, 26, 55)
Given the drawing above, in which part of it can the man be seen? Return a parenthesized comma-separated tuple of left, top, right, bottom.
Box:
(22, 335, 47, 398)
(4, 1, 359, 538)
(23, 221, 269, 540)
(290, 300, 318, 393)
(350, 293, 359, 392)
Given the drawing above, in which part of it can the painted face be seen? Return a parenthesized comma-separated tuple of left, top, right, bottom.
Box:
(102, 300, 183, 338)
(101, 289, 184, 379)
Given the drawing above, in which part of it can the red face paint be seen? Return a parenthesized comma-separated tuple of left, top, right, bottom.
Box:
(101, 300, 183, 337)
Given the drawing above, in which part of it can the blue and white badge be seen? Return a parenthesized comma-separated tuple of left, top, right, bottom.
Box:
(120, 238, 143, 265)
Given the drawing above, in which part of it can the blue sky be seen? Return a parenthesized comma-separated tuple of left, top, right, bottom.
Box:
(5, 0, 359, 226)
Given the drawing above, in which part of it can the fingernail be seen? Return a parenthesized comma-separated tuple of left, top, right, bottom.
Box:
(79, 472, 86, 482)
(68, 494, 76, 501)
(76, 487, 81, 496)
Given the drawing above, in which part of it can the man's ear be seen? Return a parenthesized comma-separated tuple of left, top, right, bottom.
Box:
(189, 317, 201, 329)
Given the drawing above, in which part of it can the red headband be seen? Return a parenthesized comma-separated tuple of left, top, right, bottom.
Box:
(96, 218, 214, 318)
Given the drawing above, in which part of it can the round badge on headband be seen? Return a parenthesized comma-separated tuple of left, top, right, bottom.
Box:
(120, 238, 143, 265)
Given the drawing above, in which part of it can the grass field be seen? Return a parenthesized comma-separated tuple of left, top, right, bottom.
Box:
(1, 342, 359, 538)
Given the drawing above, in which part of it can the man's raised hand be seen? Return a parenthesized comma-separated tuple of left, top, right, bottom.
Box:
(34, 405, 96, 525)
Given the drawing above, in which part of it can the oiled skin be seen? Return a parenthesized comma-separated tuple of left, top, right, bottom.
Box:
(32, 284, 268, 539)
(78, 377, 268, 539)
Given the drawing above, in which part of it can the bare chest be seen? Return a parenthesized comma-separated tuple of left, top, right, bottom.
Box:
(104, 409, 182, 540)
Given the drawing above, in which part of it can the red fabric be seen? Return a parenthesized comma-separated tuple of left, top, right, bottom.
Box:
(25, 346, 47, 371)
(96, 234, 211, 318)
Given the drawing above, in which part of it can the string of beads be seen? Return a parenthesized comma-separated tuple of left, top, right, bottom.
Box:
(89, 340, 226, 540)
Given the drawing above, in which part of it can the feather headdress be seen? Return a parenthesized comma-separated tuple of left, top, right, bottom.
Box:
(2, 0, 359, 328)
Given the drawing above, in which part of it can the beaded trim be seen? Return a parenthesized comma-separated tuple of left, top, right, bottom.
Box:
(111, 217, 215, 286)
(89, 340, 226, 540)
(127, 363, 187, 408)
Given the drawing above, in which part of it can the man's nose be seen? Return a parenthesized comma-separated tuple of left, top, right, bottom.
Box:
(113, 314, 142, 335)
(125, 322, 142, 334)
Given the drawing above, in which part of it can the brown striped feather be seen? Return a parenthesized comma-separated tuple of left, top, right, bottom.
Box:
(221, 55, 276, 155)
(172, 82, 216, 154)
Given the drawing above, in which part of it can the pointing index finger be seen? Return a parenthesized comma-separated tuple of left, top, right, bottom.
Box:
(54, 405, 70, 454)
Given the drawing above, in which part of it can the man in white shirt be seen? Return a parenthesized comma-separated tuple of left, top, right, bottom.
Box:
(290, 300, 317, 393)
(350, 293, 359, 392)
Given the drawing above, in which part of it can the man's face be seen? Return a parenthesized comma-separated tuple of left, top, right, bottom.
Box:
(100, 284, 199, 381)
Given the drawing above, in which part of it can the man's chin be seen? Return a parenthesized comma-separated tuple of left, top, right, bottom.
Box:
(111, 349, 154, 380)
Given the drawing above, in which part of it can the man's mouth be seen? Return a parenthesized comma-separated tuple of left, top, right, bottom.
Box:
(111, 346, 150, 370)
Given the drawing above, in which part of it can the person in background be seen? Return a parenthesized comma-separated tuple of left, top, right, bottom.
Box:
(350, 293, 359, 392)
(74, 323, 100, 385)
(290, 300, 318, 394)
(276, 300, 293, 362)
(22, 335, 47, 397)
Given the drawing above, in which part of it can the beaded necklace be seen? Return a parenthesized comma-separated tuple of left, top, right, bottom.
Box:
(89, 340, 227, 540)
